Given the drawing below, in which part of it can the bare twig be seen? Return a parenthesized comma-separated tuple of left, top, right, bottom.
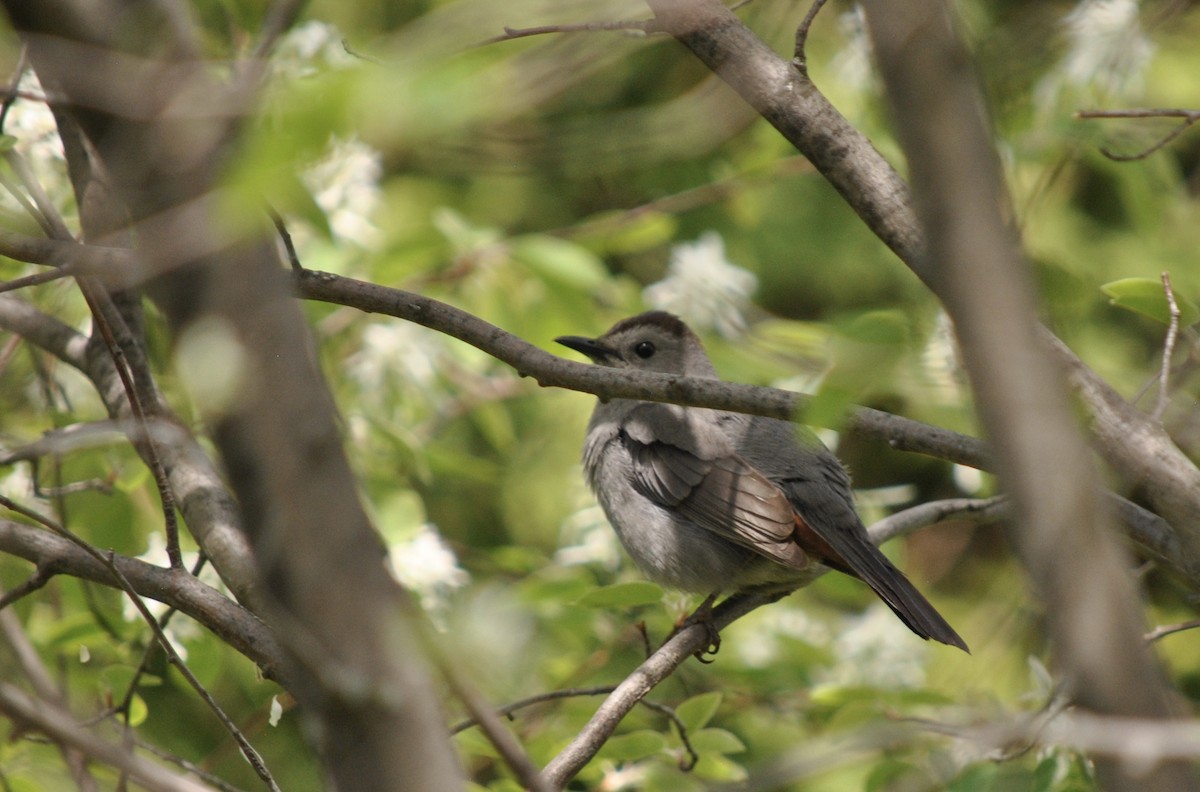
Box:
(481, 19, 651, 47)
(0, 566, 56, 611)
(792, 0, 830, 73)
(0, 491, 274, 788)
(0, 46, 28, 132)
(1155, 272, 1181, 421)
(429, 638, 552, 792)
(1144, 618, 1200, 643)
(0, 264, 79, 294)
(1077, 108, 1200, 161)
(0, 682, 215, 792)
(103, 552, 281, 792)
(0, 518, 286, 681)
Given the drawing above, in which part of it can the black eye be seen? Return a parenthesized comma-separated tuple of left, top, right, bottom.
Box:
(634, 341, 656, 359)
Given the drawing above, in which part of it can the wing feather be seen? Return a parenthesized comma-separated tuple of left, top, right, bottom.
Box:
(624, 435, 808, 569)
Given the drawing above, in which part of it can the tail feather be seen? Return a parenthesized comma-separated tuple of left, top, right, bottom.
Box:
(793, 514, 968, 652)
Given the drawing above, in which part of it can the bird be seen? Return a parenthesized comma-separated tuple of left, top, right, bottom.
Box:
(556, 310, 968, 652)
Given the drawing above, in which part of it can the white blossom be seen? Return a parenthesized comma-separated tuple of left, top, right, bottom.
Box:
(729, 605, 832, 668)
(300, 136, 382, 248)
(829, 6, 875, 96)
(387, 523, 470, 619)
(643, 232, 757, 338)
(348, 321, 445, 401)
(1035, 0, 1155, 113)
(272, 20, 357, 80)
(818, 604, 928, 689)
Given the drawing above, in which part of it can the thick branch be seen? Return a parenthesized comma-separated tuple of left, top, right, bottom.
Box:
(3, 2, 466, 788)
(0, 519, 286, 682)
(636, 0, 1200, 589)
(865, 4, 1193, 791)
(643, 0, 928, 281)
(295, 268, 1191, 582)
(0, 294, 264, 615)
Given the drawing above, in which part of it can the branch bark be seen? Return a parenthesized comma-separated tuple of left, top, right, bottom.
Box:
(637, 0, 1200, 583)
(0, 681, 215, 792)
(1, 2, 466, 789)
(0, 519, 287, 682)
(863, 3, 1195, 791)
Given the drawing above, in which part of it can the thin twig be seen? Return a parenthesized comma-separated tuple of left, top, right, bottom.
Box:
(115, 554, 209, 724)
(0, 495, 278, 790)
(792, 0, 830, 73)
(0, 46, 28, 133)
(450, 685, 702, 774)
(0, 682, 214, 792)
(0, 565, 57, 611)
(426, 633, 552, 792)
(1155, 271, 1180, 421)
(268, 207, 301, 273)
(103, 552, 281, 792)
(636, 698, 700, 772)
(0, 264, 79, 294)
(1076, 108, 1200, 161)
(481, 19, 650, 47)
(83, 291, 183, 568)
(1144, 618, 1200, 643)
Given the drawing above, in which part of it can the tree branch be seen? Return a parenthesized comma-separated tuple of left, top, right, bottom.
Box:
(542, 497, 1003, 788)
(0, 519, 287, 682)
(864, 4, 1194, 791)
(0, 681, 216, 792)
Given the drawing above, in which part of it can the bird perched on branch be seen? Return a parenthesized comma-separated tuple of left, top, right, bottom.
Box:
(557, 311, 967, 653)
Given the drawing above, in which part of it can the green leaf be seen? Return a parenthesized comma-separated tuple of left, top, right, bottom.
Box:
(576, 581, 663, 608)
(512, 235, 608, 292)
(0, 134, 17, 152)
(689, 727, 745, 756)
(1100, 278, 1199, 326)
(688, 752, 748, 782)
(675, 691, 723, 732)
(578, 209, 678, 255)
(597, 729, 667, 762)
(837, 309, 910, 344)
(126, 693, 149, 727)
(946, 763, 999, 792)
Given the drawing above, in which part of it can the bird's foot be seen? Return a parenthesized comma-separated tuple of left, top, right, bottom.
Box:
(671, 593, 721, 662)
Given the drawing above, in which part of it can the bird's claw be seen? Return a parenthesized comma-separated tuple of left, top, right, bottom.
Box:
(676, 593, 721, 662)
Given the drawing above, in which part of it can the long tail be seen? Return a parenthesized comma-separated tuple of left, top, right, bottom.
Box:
(793, 515, 969, 652)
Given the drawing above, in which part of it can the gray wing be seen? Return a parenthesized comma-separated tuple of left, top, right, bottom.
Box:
(619, 405, 808, 569)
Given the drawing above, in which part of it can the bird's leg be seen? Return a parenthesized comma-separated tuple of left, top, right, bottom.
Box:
(673, 592, 721, 662)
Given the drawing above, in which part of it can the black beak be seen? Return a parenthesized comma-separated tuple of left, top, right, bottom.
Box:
(555, 335, 618, 365)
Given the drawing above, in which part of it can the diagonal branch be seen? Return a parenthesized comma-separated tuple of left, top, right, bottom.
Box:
(541, 496, 1005, 788)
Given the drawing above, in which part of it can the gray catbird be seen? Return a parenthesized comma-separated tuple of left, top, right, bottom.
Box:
(557, 311, 967, 652)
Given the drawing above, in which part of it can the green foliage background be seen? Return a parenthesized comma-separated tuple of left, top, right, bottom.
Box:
(2, 0, 1199, 789)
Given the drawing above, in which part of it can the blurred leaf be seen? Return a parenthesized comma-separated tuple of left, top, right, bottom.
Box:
(675, 691, 722, 732)
(597, 729, 667, 762)
(1101, 277, 1199, 326)
(578, 209, 678, 255)
(947, 763, 999, 791)
(126, 692, 149, 728)
(689, 727, 745, 755)
(576, 581, 663, 608)
(837, 309, 910, 344)
(512, 235, 608, 292)
(689, 751, 748, 782)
